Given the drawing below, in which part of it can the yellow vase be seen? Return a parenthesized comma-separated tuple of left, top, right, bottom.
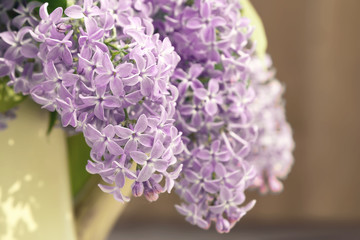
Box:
(0, 100, 133, 240)
(0, 100, 77, 240)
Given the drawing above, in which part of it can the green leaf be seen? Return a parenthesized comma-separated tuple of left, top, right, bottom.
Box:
(46, 111, 58, 135)
(0, 77, 27, 113)
(67, 133, 92, 197)
(27, 0, 67, 11)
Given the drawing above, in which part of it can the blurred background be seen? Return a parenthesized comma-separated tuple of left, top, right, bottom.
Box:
(110, 0, 360, 239)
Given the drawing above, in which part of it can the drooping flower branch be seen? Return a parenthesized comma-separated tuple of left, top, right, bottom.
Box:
(247, 55, 295, 194)
(147, 0, 294, 232)
(0, 0, 183, 202)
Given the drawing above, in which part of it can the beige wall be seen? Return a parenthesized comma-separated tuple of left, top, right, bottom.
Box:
(119, 0, 360, 226)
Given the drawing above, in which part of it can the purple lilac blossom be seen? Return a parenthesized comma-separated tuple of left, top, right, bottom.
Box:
(148, 0, 294, 233)
(0, 0, 295, 233)
(0, 0, 183, 202)
(148, 0, 258, 233)
(246, 55, 295, 194)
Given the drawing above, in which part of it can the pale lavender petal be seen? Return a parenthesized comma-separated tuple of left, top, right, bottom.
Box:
(186, 17, 202, 30)
(209, 203, 226, 214)
(138, 134, 153, 147)
(175, 205, 190, 216)
(193, 88, 207, 100)
(208, 79, 219, 93)
(197, 149, 211, 160)
(94, 103, 105, 120)
(200, 1, 211, 19)
(110, 78, 124, 96)
(140, 77, 152, 96)
(134, 114, 148, 133)
(62, 47, 73, 66)
(124, 139, 138, 153)
(0, 65, 10, 77)
(153, 160, 168, 172)
(211, 16, 226, 27)
(133, 53, 145, 72)
(65, 5, 84, 19)
(203, 180, 219, 194)
(95, 74, 111, 86)
(115, 126, 132, 139)
(103, 96, 121, 108)
(39, 3, 49, 20)
(220, 187, 232, 201)
(102, 124, 114, 137)
(98, 184, 115, 193)
(93, 141, 106, 155)
(107, 140, 123, 155)
(4, 46, 21, 60)
(116, 63, 133, 77)
(202, 25, 215, 43)
(62, 73, 79, 87)
(49, 7, 63, 22)
(137, 164, 155, 182)
(0, 32, 16, 45)
(205, 101, 218, 116)
(130, 151, 148, 165)
(115, 171, 125, 188)
(150, 140, 165, 159)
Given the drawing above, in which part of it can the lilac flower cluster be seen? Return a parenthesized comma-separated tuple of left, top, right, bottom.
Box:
(0, 0, 183, 202)
(148, 0, 259, 233)
(0, 0, 295, 233)
(148, 0, 294, 233)
(247, 56, 295, 194)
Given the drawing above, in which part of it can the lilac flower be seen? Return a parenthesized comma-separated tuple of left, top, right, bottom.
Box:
(95, 53, 132, 96)
(196, 140, 230, 169)
(56, 97, 77, 127)
(45, 30, 74, 66)
(13, 2, 41, 28)
(115, 114, 153, 150)
(38, 3, 63, 34)
(123, 51, 158, 97)
(192, 79, 222, 116)
(77, 47, 104, 81)
(65, 0, 100, 19)
(182, 168, 219, 196)
(0, 27, 38, 60)
(173, 64, 204, 97)
(130, 140, 168, 182)
(40, 61, 78, 91)
(85, 124, 124, 156)
(78, 17, 107, 56)
(185, 1, 226, 44)
(175, 204, 210, 229)
(80, 85, 121, 120)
